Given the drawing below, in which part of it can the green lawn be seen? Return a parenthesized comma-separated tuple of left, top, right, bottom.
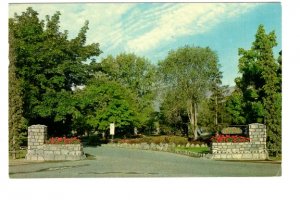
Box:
(175, 146, 210, 154)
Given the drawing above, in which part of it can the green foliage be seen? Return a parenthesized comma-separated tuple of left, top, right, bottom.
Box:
(158, 46, 221, 139)
(74, 76, 138, 133)
(225, 89, 246, 124)
(205, 77, 229, 132)
(175, 146, 210, 154)
(118, 135, 188, 145)
(232, 24, 281, 156)
(9, 7, 102, 135)
(159, 90, 189, 136)
(100, 53, 157, 131)
(9, 24, 27, 155)
(86, 135, 102, 146)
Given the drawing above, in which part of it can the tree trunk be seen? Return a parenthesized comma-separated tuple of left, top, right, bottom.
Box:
(193, 102, 198, 140)
(187, 101, 199, 140)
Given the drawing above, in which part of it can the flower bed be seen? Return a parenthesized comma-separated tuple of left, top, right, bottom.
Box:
(46, 137, 81, 144)
(116, 136, 189, 145)
(211, 134, 250, 143)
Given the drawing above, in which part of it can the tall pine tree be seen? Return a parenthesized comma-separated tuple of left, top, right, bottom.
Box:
(237, 25, 281, 156)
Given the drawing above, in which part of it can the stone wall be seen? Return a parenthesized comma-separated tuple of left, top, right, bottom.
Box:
(26, 125, 85, 161)
(105, 142, 211, 158)
(211, 123, 268, 160)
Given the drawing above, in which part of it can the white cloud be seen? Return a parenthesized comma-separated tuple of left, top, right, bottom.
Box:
(127, 3, 258, 53)
(9, 3, 258, 57)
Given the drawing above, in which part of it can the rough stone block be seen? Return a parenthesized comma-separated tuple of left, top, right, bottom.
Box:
(254, 142, 261, 145)
(30, 129, 39, 133)
(258, 124, 266, 128)
(66, 155, 79, 160)
(249, 124, 259, 128)
(61, 149, 70, 155)
(249, 128, 256, 133)
(232, 154, 242, 159)
(27, 149, 36, 154)
(220, 154, 227, 159)
(37, 156, 44, 161)
(44, 150, 53, 155)
(259, 153, 268, 160)
(54, 154, 66, 160)
(51, 146, 59, 151)
(74, 145, 81, 151)
(28, 155, 38, 160)
(213, 154, 221, 159)
(252, 153, 260, 159)
(242, 153, 252, 159)
(36, 149, 44, 155)
(54, 150, 61, 154)
(226, 154, 232, 159)
(75, 151, 83, 156)
(44, 154, 55, 160)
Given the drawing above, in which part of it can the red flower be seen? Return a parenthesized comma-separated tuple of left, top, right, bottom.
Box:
(211, 134, 250, 143)
(46, 137, 80, 144)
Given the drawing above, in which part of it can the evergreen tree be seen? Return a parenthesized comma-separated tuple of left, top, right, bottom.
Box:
(9, 24, 27, 158)
(225, 89, 246, 125)
(237, 25, 281, 156)
(207, 71, 228, 132)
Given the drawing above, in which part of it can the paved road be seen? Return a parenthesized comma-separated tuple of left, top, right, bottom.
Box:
(9, 146, 281, 178)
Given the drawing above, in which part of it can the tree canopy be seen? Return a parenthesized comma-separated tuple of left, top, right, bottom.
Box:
(100, 53, 157, 133)
(226, 24, 281, 156)
(9, 7, 102, 135)
(73, 76, 138, 134)
(158, 46, 221, 139)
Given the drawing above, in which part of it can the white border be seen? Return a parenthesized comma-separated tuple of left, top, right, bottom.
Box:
(2, 1, 299, 200)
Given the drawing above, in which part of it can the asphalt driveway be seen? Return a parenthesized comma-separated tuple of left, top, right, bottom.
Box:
(9, 146, 281, 178)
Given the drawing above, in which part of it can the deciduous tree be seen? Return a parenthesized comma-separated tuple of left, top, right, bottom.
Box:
(100, 53, 157, 133)
(158, 46, 221, 140)
(9, 7, 102, 135)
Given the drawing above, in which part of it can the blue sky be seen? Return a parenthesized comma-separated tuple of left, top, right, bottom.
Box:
(9, 2, 281, 86)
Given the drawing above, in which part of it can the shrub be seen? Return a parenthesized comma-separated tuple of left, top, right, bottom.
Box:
(86, 135, 102, 146)
(117, 136, 188, 145)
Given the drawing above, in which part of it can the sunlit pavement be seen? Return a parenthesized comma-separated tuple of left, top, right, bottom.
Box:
(9, 146, 281, 178)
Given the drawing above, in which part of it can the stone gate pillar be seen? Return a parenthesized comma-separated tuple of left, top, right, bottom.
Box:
(26, 125, 47, 160)
(248, 123, 268, 159)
